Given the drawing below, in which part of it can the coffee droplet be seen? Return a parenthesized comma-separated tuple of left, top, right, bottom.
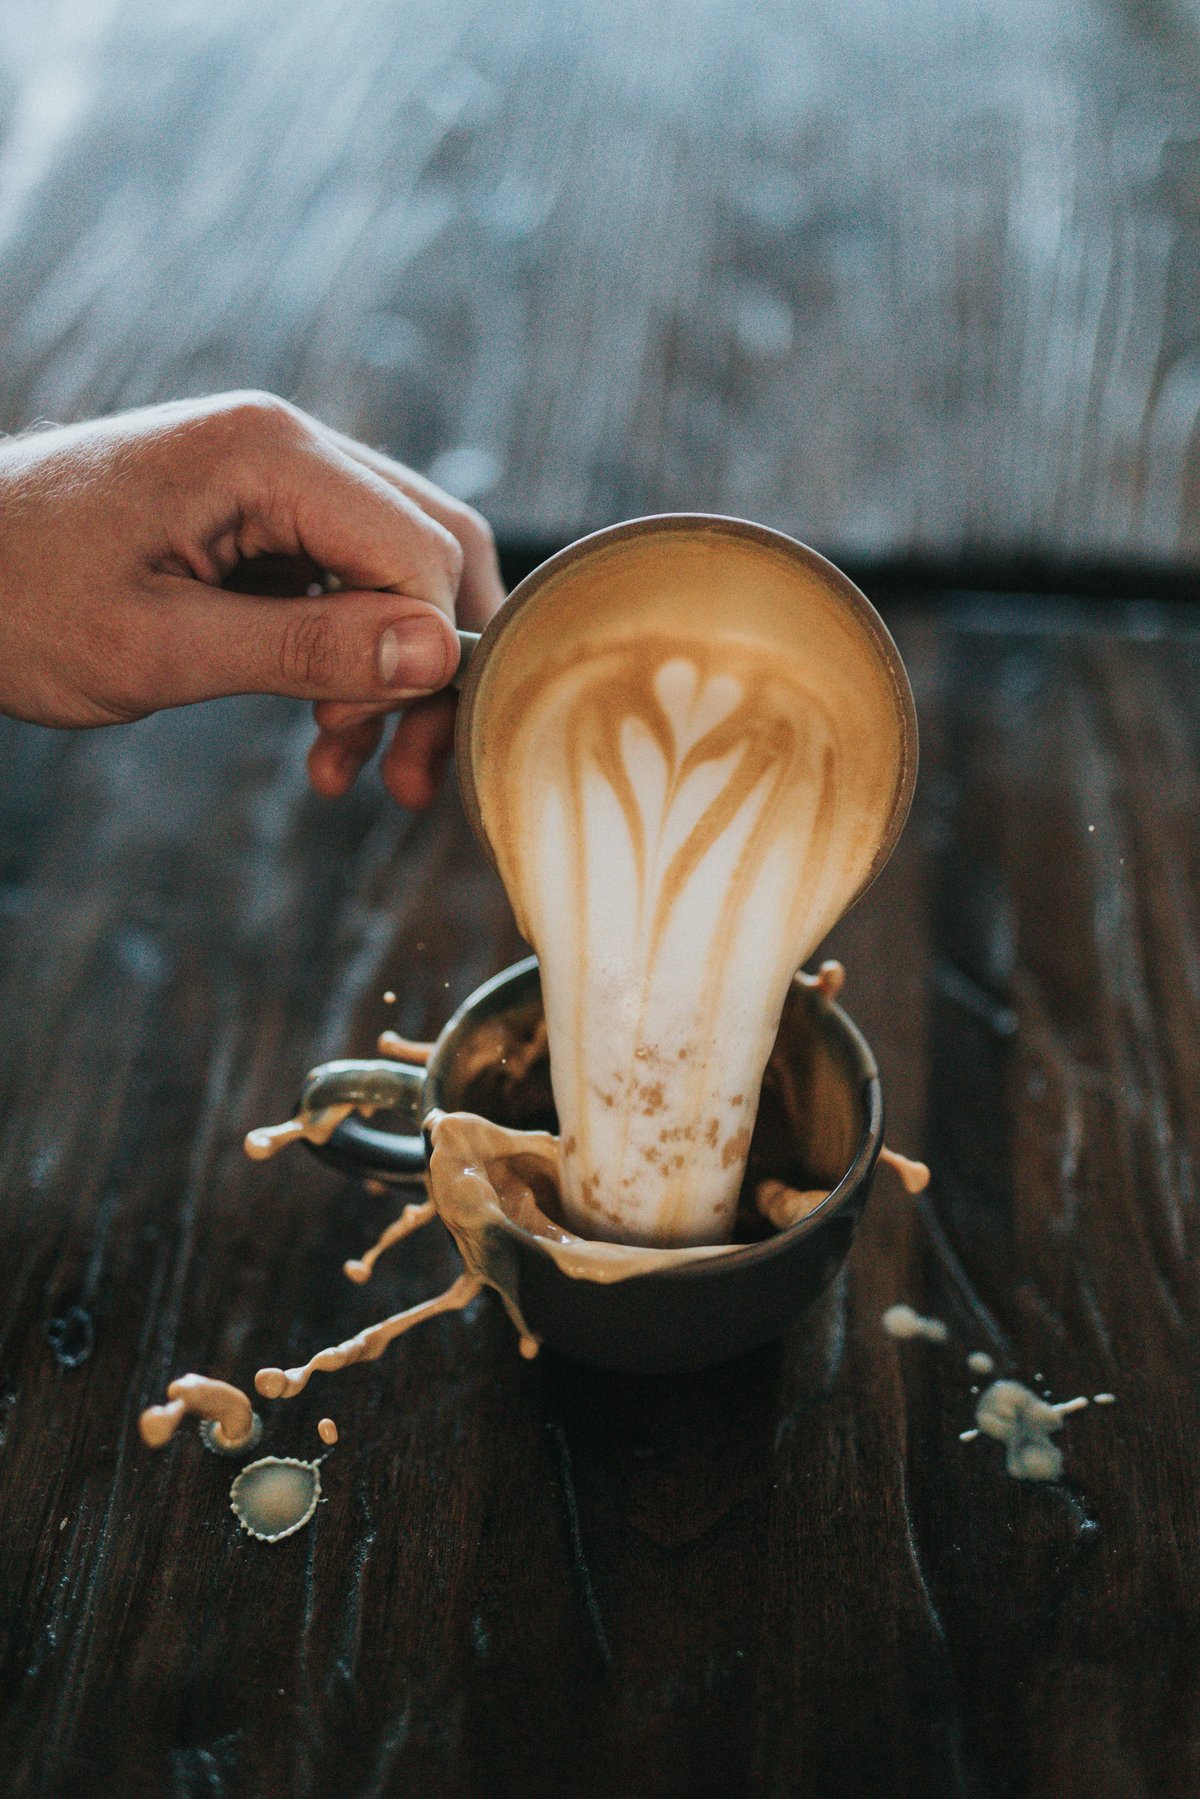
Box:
(383, 990, 396, 1005)
(230, 1457, 322, 1542)
(973, 1381, 1089, 1482)
(254, 1270, 483, 1401)
(317, 1418, 338, 1446)
(882, 1304, 948, 1343)
(243, 1103, 356, 1162)
(879, 1146, 931, 1194)
(756, 1178, 830, 1230)
(377, 1031, 432, 1063)
(812, 959, 846, 1001)
(343, 1199, 436, 1285)
(139, 1374, 260, 1455)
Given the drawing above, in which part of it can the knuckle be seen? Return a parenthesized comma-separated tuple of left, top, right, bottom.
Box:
(278, 608, 340, 689)
(436, 497, 495, 557)
(458, 504, 497, 558)
(208, 390, 305, 449)
(434, 521, 465, 585)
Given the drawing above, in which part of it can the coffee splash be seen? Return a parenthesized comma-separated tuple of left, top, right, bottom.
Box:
(249, 1112, 746, 1411)
(972, 1382, 1089, 1482)
(139, 1374, 262, 1455)
(467, 533, 911, 1246)
(228, 962, 929, 1380)
(140, 957, 938, 1444)
(243, 1103, 358, 1161)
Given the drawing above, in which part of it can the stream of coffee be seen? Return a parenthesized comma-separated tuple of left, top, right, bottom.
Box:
(138, 527, 933, 1514)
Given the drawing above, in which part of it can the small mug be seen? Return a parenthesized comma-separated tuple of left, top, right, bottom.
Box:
(299, 957, 883, 1373)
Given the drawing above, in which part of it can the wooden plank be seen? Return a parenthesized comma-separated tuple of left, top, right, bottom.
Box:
(0, 2, 1199, 572)
(0, 599, 1197, 1794)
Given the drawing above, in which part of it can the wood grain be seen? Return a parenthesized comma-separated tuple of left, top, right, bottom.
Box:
(0, 597, 1197, 1795)
(0, 1, 1199, 575)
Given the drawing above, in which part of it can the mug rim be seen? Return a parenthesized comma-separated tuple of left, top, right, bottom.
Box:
(453, 511, 919, 921)
(423, 954, 884, 1285)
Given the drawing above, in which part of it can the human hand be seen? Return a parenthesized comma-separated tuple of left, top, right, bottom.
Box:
(0, 392, 505, 805)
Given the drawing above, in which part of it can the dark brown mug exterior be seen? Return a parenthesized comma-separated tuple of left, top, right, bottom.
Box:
(303, 957, 884, 1374)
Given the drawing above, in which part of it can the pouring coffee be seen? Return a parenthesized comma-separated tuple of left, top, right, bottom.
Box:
(456, 515, 916, 1246)
(139, 514, 921, 1441)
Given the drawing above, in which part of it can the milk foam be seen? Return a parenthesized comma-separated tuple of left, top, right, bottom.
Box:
(465, 526, 911, 1246)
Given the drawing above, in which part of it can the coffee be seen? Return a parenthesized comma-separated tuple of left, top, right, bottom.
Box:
(460, 521, 913, 1245)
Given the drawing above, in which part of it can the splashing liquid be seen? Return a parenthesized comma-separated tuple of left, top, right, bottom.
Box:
(139, 1375, 261, 1455)
(973, 1381, 1089, 1482)
(143, 957, 930, 1451)
(882, 1304, 949, 1344)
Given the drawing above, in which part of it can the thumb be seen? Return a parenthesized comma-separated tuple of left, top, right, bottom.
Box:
(147, 581, 460, 706)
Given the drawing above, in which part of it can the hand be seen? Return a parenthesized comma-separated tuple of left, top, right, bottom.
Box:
(0, 392, 506, 805)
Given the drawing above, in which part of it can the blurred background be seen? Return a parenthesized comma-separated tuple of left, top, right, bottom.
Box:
(0, 0, 1198, 590)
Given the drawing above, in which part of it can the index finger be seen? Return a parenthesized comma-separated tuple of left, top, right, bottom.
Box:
(319, 425, 506, 628)
(208, 397, 466, 617)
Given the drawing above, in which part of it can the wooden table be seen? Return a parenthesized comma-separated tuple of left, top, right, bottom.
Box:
(2, 0, 1200, 1788)
(2, 0, 1200, 585)
(2, 593, 1197, 1797)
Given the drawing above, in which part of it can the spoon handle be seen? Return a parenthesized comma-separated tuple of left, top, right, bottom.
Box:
(453, 630, 481, 691)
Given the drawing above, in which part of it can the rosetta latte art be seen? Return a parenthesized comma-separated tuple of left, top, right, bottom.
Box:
(490, 637, 880, 1245)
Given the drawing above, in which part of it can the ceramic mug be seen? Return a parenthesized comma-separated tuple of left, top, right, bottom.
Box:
(299, 956, 883, 1373)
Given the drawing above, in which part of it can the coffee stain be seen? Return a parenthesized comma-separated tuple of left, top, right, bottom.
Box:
(230, 1457, 321, 1542)
(139, 1375, 261, 1454)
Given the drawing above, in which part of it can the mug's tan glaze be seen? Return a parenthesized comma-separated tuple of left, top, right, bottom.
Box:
(300, 957, 883, 1373)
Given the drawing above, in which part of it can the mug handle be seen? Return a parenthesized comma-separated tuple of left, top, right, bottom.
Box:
(297, 1056, 430, 1185)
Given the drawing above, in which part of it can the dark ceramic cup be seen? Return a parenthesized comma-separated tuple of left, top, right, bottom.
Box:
(299, 956, 882, 1374)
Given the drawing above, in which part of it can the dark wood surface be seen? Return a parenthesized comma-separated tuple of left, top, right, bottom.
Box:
(2, 0, 1200, 579)
(2, 2, 1200, 1791)
(1, 595, 1198, 1797)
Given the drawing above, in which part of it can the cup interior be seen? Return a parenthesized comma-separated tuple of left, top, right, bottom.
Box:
(429, 957, 874, 1247)
(454, 514, 918, 920)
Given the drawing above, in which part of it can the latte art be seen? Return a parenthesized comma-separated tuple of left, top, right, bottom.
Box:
(463, 523, 912, 1246)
